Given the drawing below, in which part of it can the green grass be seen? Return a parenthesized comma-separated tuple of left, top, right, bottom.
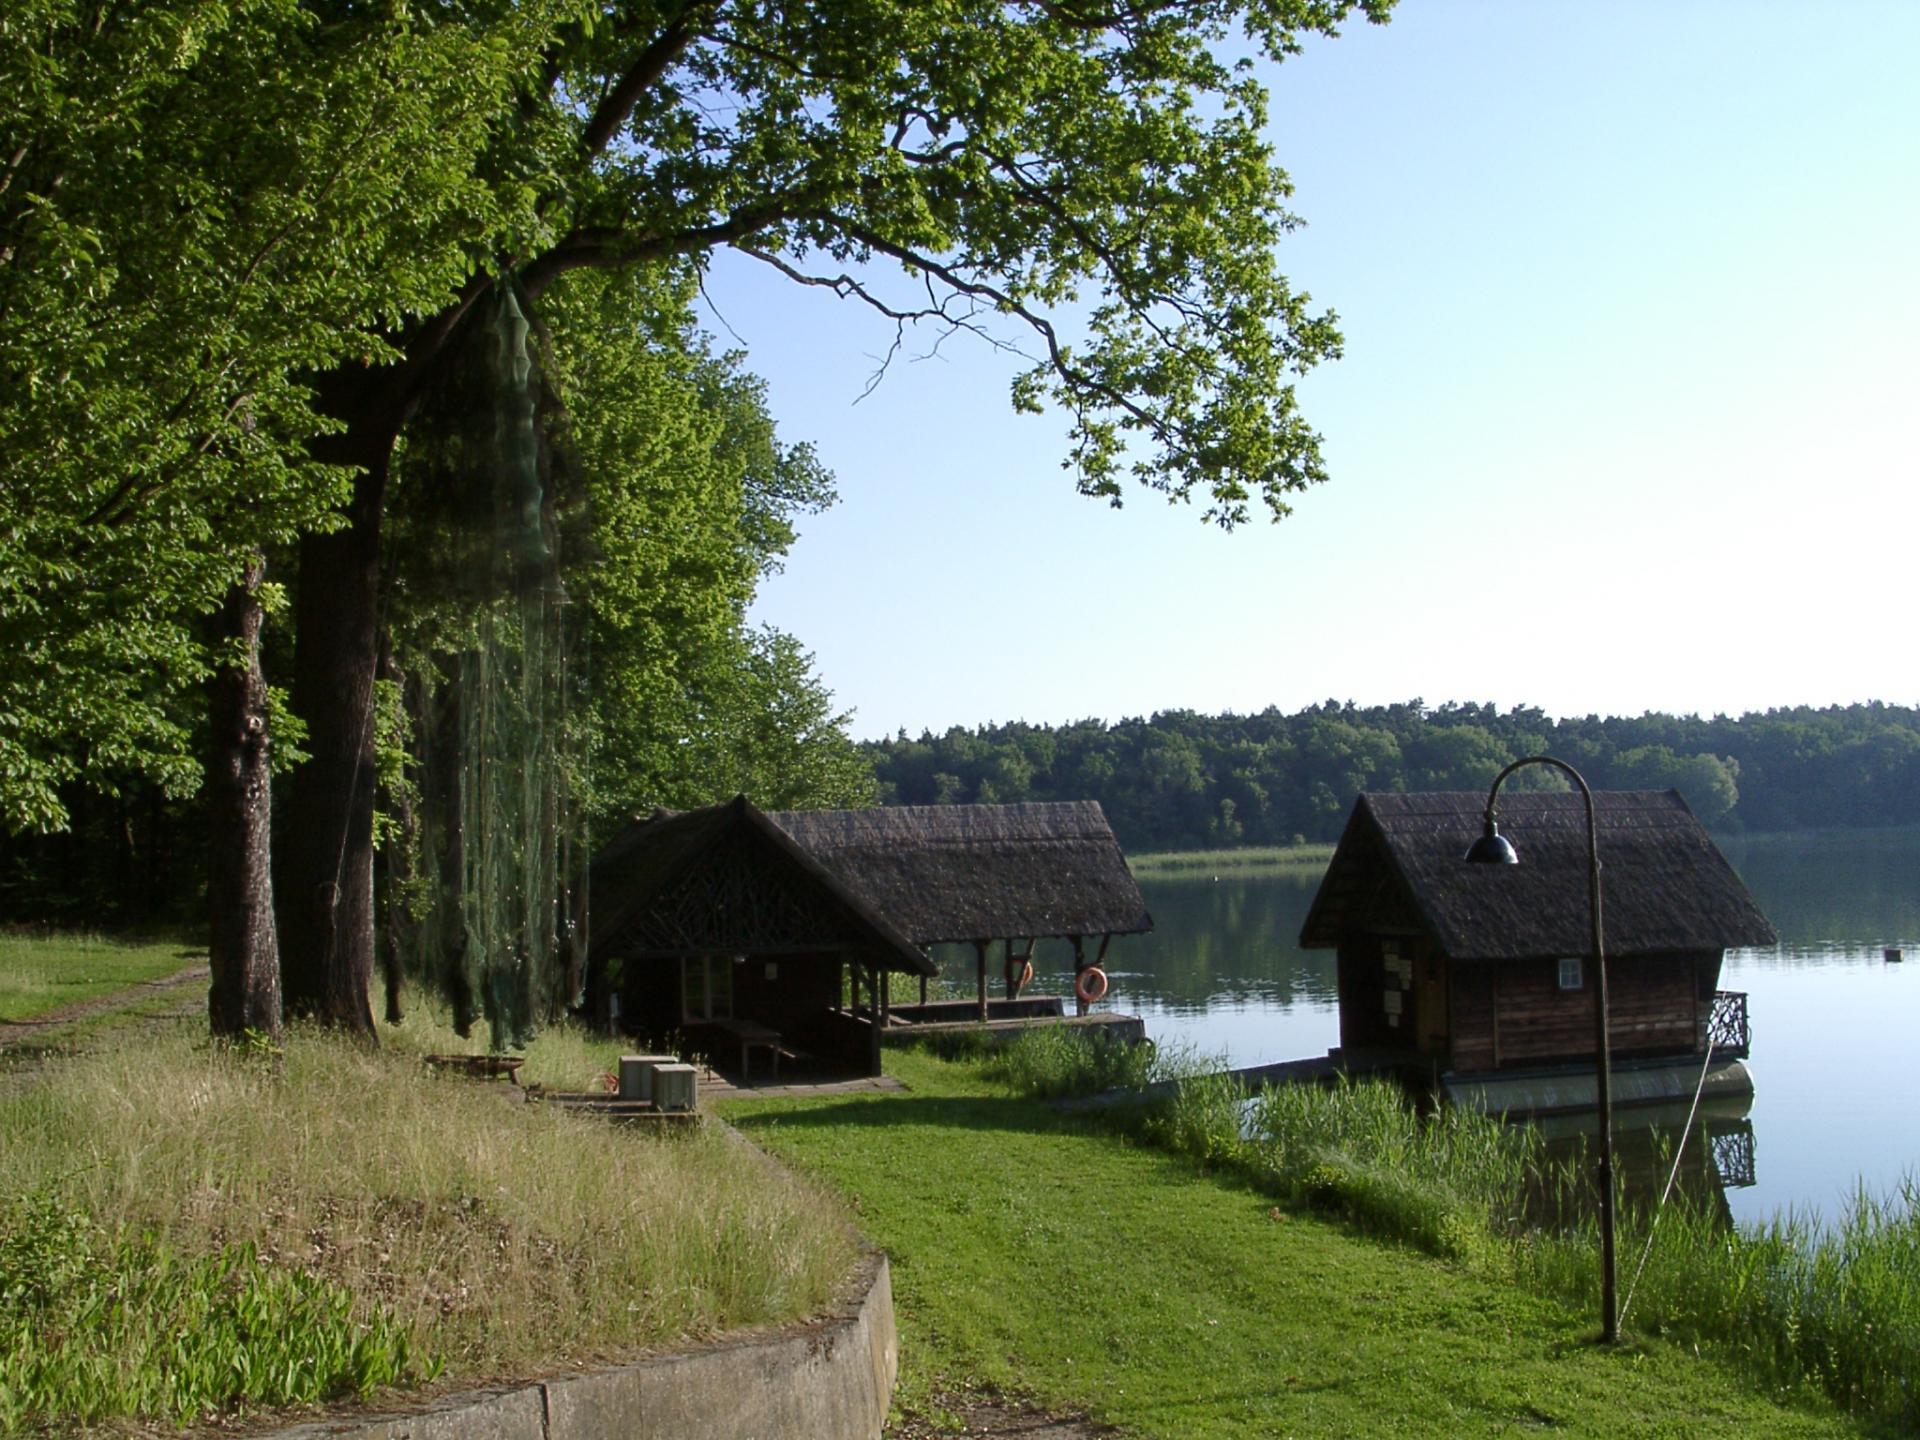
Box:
(0, 1004, 858, 1433)
(1516, 1176, 1920, 1432)
(722, 1047, 1864, 1438)
(1127, 844, 1334, 877)
(0, 933, 200, 1024)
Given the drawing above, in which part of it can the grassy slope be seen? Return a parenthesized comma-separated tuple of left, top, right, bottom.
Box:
(725, 1050, 1863, 1440)
(0, 934, 198, 1023)
(1, 977, 860, 1431)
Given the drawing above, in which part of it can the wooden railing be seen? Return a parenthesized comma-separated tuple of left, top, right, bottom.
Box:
(1708, 989, 1750, 1059)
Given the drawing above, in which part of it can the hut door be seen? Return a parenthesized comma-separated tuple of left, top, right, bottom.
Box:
(1415, 949, 1448, 1060)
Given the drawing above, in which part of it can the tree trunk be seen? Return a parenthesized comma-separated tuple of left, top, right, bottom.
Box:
(278, 423, 390, 1035)
(275, 290, 483, 1034)
(206, 556, 283, 1040)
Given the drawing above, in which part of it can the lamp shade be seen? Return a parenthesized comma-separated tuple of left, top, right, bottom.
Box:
(1464, 823, 1518, 865)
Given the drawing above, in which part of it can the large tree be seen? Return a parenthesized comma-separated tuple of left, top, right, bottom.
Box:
(275, 0, 1391, 1029)
(0, 0, 545, 1032)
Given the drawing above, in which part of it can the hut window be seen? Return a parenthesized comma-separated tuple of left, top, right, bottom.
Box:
(1558, 957, 1583, 991)
(681, 955, 735, 1021)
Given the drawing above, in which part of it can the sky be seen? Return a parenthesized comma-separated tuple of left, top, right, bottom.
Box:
(710, 0, 1920, 741)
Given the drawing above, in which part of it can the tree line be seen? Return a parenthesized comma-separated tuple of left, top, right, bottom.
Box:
(864, 701, 1920, 852)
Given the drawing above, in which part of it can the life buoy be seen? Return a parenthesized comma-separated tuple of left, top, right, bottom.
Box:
(1074, 965, 1109, 1004)
(1002, 954, 1034, 993)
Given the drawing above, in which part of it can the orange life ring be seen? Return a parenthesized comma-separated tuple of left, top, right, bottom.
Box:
(1002, 954, 1035, 992)
(1074, 965, 1109, 1004)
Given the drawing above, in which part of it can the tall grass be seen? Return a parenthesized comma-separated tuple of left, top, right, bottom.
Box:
(0, 1015, 859, 1432)
(1516, 1176, 1920, 1429)
(976, 1024, 1160, 1098)
(1242, 1080, 1539, 1262)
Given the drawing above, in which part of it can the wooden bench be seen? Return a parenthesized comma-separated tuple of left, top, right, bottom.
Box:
(424, 1053, 527, 1085)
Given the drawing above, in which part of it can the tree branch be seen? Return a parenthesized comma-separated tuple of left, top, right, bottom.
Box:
(579, 0, 720, 158)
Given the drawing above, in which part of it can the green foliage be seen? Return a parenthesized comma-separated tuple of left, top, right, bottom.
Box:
(539, 269, 871, 829)
(867, 700, 1920, 850)
(0, 1190, 428, 1431)
(0, 0, 559, 831)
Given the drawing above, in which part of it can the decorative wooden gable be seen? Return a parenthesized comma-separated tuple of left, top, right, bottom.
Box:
(601, 826, 869, 956)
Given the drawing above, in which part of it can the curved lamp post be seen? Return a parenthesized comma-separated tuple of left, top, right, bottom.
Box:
(1465, 755, 1618, 1344)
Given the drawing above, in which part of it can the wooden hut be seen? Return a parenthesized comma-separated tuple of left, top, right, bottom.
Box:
(589, 797, 1152, 1074)
(768, 800, 1154, 1021)
(1299, 791, 1775, 1112)
(587, 797, 934, 1077)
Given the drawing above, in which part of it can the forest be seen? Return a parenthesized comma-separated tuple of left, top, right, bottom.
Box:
(863, 700, 1920, 852)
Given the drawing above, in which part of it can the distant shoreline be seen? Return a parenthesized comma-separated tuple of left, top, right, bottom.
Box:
(1128, 843, 1334, 875)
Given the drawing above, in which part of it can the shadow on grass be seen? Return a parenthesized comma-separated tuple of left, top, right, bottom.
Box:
(726, 1090, 1101, 1144)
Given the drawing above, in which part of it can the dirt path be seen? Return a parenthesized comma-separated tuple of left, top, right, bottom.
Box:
(0, 960, 209, 1054)
(888, 1389, 1119, 1439)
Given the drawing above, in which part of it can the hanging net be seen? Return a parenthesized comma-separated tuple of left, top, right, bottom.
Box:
(384, 278, 590, 1052)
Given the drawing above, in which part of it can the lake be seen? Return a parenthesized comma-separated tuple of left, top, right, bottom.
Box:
(933, 828, 1920, 1226)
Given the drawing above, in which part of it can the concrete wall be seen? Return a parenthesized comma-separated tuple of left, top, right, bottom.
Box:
(265, 1251, 896, 1440)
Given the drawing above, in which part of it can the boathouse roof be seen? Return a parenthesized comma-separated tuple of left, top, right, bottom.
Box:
(767, 800, 1154, 946)
(588, 796, 934, 974)
(1299, 790, 1777, 961)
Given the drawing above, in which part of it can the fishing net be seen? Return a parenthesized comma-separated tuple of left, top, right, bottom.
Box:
(383, 278, 590, 1051)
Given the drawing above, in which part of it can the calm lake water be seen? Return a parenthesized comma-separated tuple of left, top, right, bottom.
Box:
(934, 829, 1920, 1226)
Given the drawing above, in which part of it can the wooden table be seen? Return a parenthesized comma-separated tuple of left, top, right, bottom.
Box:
(709, 1018, 782, 1080)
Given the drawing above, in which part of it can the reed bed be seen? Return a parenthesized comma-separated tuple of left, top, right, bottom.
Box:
(0, 1015, 857, 1433)
(1516, 1175, 1920, 1430)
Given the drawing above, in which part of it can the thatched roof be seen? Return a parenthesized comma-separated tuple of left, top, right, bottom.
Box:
(588, 797, 934, 974)
(768, 801, 1153, 946)
(1299, 791, 1777, 961)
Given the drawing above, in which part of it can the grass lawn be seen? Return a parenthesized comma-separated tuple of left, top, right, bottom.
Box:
(0, 933, 199, 1024)
(723, 1049, 1868, 1439)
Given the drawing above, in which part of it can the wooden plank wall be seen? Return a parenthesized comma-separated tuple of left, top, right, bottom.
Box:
(1487, 953, 1707, 1067)
(1451, 966, 1497, 1071)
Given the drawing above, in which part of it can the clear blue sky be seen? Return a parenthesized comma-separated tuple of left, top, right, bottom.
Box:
(709, 0, 1919, 741)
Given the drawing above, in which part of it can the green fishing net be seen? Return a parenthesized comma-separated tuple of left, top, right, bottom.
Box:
(383, 279, 589, 1051)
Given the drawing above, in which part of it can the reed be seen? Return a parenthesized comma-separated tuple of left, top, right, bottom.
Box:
(977, 1023, 1160, 1098)
(1516, 1173, 1920, 1430)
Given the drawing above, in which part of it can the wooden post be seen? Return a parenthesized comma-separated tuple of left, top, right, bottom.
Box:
(881, 967, 892, 1025)
(1070, 935, 1087, 1017)
(973, 939, 989, 1024)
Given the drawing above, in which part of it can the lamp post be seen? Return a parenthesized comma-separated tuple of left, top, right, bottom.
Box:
(1465, 755, 1618, 1344)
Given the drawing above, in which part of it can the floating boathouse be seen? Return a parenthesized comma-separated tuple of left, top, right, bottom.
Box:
(1299, 790, 1775, 1115)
